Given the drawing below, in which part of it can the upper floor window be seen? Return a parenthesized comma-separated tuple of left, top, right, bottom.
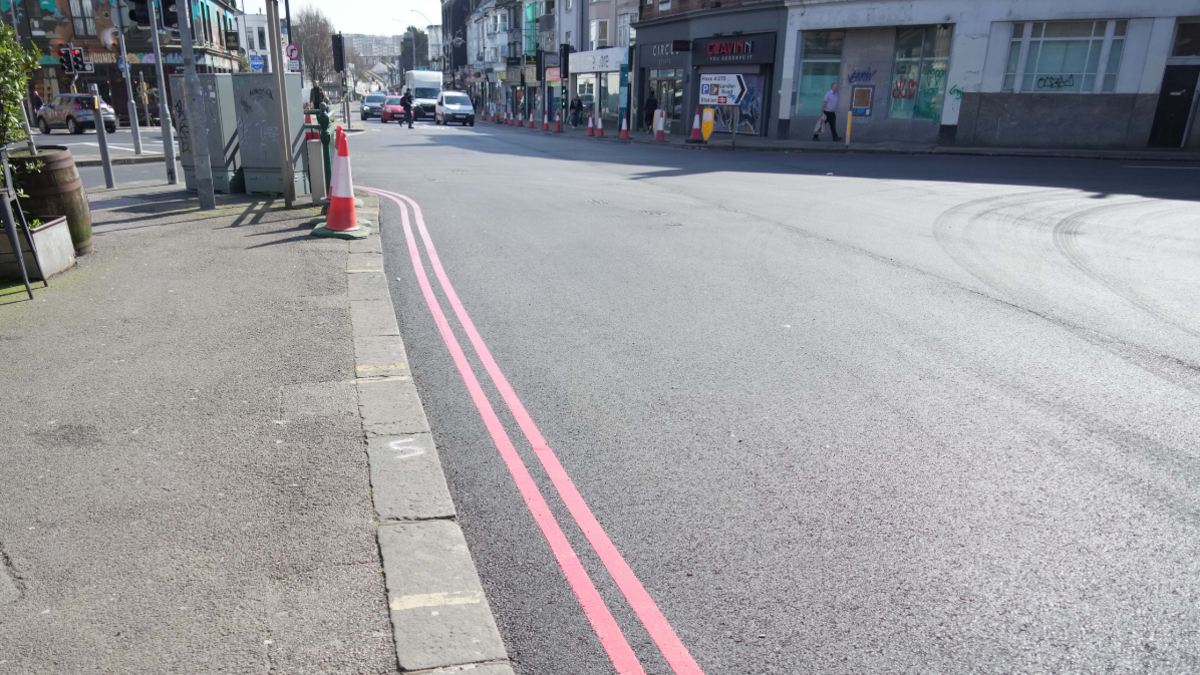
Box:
(590, 19, 608, 49)
(1172, 21, 1200, 57)
(69, 0, 95, 37)
(1004, 20, 1127, 93)
(617, 13, 635, 48)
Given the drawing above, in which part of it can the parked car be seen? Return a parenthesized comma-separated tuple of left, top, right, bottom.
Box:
(36, 93, 117, 134)
(380, 96, 406, 124)
(435, 91, 475, 126)
(360, 92, 386, 120)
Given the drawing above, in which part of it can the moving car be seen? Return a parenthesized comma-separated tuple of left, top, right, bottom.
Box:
(36, 93, 117, 134)
(360, 92, 387, 120)
(404, 70, 442, 119)
(435, 91, 475, 126)
(380, 97, 407, 124)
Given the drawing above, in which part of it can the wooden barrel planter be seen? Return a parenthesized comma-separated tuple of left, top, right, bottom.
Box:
(9, 146, 93, 256)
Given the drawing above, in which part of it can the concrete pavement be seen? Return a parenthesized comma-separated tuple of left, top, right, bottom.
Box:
(0, 181, 514, 673)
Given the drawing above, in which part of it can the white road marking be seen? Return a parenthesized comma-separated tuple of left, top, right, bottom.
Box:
(1122, 165, 1200, 170)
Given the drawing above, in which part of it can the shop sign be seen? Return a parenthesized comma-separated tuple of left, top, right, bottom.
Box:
(545, 67, 560, 82)
(568, 47, 626, 73)
(692, 33, 776, 66)
(524, 65, 538, 85)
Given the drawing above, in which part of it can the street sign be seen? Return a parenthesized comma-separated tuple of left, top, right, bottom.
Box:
(699, 74, 746, 106)
(701, 108, 715, 141)
(285, 42, 299, 60)
(117, 58, 127, 72)
(288, 59, 300, 73)
(250, 54, 264, 71)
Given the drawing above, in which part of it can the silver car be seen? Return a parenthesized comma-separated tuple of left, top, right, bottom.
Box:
(36, 93, 117, 134)
(435, 91, 475, 126)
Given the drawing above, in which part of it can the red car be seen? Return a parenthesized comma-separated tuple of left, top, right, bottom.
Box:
(381, 97, 407, 123)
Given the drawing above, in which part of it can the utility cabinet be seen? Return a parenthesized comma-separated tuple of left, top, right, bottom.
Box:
(169, 73, 243, 193)
(231, 72, 309, 197)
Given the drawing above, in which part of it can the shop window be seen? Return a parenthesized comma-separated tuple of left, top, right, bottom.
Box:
(69, 0, 95, 37)
(1003, 20, 1126, 94)
(794, 30, 844, 117)
(590, 19, 608, 50)
(888, 24, 951, 120)
(1172, 22, 1200, 57)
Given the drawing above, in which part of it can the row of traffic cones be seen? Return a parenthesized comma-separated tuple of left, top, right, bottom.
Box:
(484, 107, 676, 143)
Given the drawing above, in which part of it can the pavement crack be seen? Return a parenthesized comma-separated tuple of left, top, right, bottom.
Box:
(0, 540, 22, 604)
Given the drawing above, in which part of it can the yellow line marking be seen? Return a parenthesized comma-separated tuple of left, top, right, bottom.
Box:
(356, 363, 408, 373)
(389, 591, 482, 611)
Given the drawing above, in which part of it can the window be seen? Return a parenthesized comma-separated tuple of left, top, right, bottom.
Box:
(796, 31, 844, 115)
(1172, 22, 1200, 57)
(590, 19, 608, 49)
(618, 13, 635, 48)
(565, 30, 571, 48)
(566, 0, 572, 10)
(258, 27, 267, 52)
(1003, 20, 1127, 94)
(247, 29, 255, 50)
(889, 24, 951, 120)
(69, 0, 95, 37)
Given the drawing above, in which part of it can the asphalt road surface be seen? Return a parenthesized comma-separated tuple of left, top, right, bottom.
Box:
(346, 119, 1200, 675)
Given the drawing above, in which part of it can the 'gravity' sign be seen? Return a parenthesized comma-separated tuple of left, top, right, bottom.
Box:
(692, 33, 777, 66)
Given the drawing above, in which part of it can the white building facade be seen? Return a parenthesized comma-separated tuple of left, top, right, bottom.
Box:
(776, 0, 1200, 148)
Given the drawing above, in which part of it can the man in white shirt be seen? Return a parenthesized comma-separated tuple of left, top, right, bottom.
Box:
(814, 82, 840, 142)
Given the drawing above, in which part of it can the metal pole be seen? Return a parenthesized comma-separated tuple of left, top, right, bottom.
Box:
(1, 198, 32, 299)
(176, 0, 215, 209)
(115, 9, 142, 154)
(90, 85, 115, 188)
(265, 0, 295, 206)
(9, 0, 35, 154)
(147, 0, 177, 184)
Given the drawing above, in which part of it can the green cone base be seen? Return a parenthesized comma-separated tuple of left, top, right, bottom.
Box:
(312, 220, 372, 240)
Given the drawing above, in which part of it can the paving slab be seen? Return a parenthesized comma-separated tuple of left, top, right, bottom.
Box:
(355, 335, 410, 378)
(378, 521, 508, 672)
(351, 299, 401, 337)
(367, 434, 455, 521)
(357, 377, 430, 436)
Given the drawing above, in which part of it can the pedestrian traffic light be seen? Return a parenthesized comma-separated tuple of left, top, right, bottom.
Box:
(70, 48, 85, 72)
(57, 47, 73, 73)
(128, 0, 151, 27)
(332, 33, 345, 72)
(161, 0, 179, 29)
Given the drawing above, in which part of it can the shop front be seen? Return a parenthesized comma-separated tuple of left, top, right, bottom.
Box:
(633, 4, 787, 137)
(568, 47, 628, 131)
(692, 34, 777, 137)
(637, 41, 689, 135)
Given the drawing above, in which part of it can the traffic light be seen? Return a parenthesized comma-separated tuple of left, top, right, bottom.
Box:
(128, 0, 150, 27)
(57, 47, 72, 73)
(70, 48, 84, 73)
(559, 43, 572, 109)
(161, 0, 179, 30)
(332, 33, 344, 72)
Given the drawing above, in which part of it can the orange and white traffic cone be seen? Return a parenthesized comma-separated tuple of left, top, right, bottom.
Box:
(529, 113, 536, 129)
(304, 113, 317, 141)
(586, 113, 595, 137)
(687, 107, 704, 142)
(619, 114, 629, 140)
(655, 110, 666, 142)
(595, 114, 605, 138)
(312, 127, 371, 240)
(554, 111, 563, 133)
(542, 112, 549, 131)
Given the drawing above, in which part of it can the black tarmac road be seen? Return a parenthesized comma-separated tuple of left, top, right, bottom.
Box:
(351, 119, 1200, 675)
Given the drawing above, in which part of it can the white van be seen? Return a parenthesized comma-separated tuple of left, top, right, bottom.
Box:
(435, 91, 475, 126)
(404, 71, 443, 120)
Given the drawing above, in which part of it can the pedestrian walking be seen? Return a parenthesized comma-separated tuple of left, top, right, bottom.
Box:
(814, 82, 840, 142)
(401, 88, 414, 129)
(570, 95, 583, 128)
(30, 89, 42, 113)
(643, 91, 658, 133)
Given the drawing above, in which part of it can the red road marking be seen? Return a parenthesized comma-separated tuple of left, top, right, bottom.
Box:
(367, 188, 647, 675)
(371, 187, 705, 675)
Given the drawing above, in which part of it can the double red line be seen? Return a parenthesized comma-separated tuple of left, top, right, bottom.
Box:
(365, 187, 704, 675)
